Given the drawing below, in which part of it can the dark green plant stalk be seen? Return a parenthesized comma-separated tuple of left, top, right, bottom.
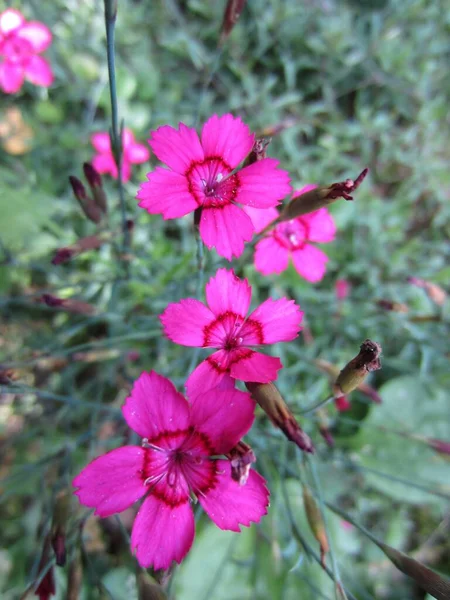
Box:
(104, 0, 130, 259)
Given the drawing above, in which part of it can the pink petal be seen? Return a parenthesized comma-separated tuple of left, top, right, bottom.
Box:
(292, 184, 317, 198)
(302, 208, 336, 243)
(150, 123, 204, 174)
(229, 350, 282, 384)
(190, 388, 255, 454)
(242, 206, 278, 234)
(254, 237, 289, 275)
(121, 159, 132, 183)
(122, 371, 190, 438)
(291, 244, 329, 283)
(205, 268, 251, 318)
(0, 9, 24, 34)
(73, 446, 147, 517)
(127, 142, 150, 164)
(16, 22, 52, 52)
(122, 128, 134, 147)
(248, 298, 302, 343)
(131, 495, 195, 569)
(92, 153, 118, 178)
(185, 350, 231, 400)
(91, 132, 111, 153)
(137, 167, 197, 219)
(200, 204, 254, 260)
(236, 159, 291, 208)
(200, 114, 254, 169)
(0, 62, 24, 93)
(160, 298, 215, 347)
(24, 55, 53, 87)
(199, 461, 269, 531)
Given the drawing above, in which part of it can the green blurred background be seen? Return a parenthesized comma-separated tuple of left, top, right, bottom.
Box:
(1, 0, 449, 598)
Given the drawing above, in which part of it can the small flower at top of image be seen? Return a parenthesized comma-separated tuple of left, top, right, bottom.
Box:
(137, 113, 291, 260)
(73, 371, 269, 570)
(249, 185, 337, 282)
(160, 268, 303, 398)
(91, 128, 150, 183)
(0, 8, 53, 94)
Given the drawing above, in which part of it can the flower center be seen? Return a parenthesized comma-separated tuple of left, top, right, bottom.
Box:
(140, 429, 217, 507)
(273, 218, 309, 250)
(202, 310, 264, 350)
(1, 36, 33, 64)
(186, 157, 240, 208)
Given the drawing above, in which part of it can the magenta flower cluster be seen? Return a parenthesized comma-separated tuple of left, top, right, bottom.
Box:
(74, 114, 339, 571)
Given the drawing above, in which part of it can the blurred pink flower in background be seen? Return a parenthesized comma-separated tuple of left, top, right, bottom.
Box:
(73, 371, 269, 570)
(137, 114, 291, 260)
(251, 185, 337, 282)
(160, 268, 303, 398)
(91, 128, 150, 183)
(335, 279, 351, 301)
(0, 8, 53, 93)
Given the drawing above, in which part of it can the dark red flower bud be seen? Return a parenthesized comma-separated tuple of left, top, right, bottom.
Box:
(245, 381, 314, 453)
(333, 339, 382, 397)
(42, 294, 64, 308)
(226, 441, 256, 485)
(69, 175, 102, 223)
(428, 438, 450, 456)
(83, 162, 108, 214)
(219, 0, 247, 45)
(51, 248, 74, 265)
(35, 536, 56, 600)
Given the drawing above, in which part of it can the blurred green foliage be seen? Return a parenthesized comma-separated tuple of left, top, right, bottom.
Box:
(0, 0, 449, 599)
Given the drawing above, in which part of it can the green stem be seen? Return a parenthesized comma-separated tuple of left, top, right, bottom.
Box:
(104, 0, 130, 258)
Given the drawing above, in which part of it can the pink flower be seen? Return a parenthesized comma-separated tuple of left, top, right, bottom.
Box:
(0, 9, 53, 94)
(252, 185, 337, 282)
(335, 279, 350, 301)
(137, 114, 291, 260)
(91, 129, 150, 183)
(160, 268, 303, 399)
(73, 371, 269, 570)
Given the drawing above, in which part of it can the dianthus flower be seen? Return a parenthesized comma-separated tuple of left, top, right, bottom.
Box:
(73, 371, 269, 570)
(91, 128, 150, 183)
(137, 114, 291, 260)
(160, 268, 302, 399)
(252, 185, 337, 282)
(0, 9, 53, 94)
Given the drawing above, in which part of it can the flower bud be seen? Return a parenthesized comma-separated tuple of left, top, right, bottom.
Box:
(83, 162, 108, 214)
(334, 395, 351, 412)
(376, 299, 409, 313)
(427, 438, 450, 457)
(226, 440, 256, 485)
(244, 138, 271, 165)
(245, 381, 314, 453)
(302, 484, 329, 567)
(41, 294, 96, 316)
(35, 536, 56, 600)
(219, 0, 247, 45)
(333, 339, 382, 398)
(69, 176, 102, 224)
(51, 489, 70, 566)
(408, 277, 447, 306)
(315, 358, 382, 405)
(280, 168, 368, 221)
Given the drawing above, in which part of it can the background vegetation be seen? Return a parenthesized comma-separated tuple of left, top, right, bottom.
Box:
(1, 0, 449, 598)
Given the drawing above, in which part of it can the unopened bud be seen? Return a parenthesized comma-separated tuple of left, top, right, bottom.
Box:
(52, 233, 111, 265)
(333, 339, 382, 398)
(376, 299, 409, 313)
(69, 175, 102, 223)
(245, 381, 314, 453)
(315, 359, 382, 405)
(83, 162, 108, 214)
(280, 168, 368, 221)
(226, 441, 256, 485)
(428, 438, 450, 457)
(408, 277, 447, 306)
(51, 490, 70, 566)
(219, 0, 246, 45)
(245, 138, 271, 165)
(35, 536, 56, 600)
(51, 248, 74, 265)
(302, 484, 329, 567)
(41, 294, 96, 316)
(334, 395, 351, 412)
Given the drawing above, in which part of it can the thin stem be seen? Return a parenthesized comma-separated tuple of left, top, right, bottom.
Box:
(104, 0, 130, 257)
